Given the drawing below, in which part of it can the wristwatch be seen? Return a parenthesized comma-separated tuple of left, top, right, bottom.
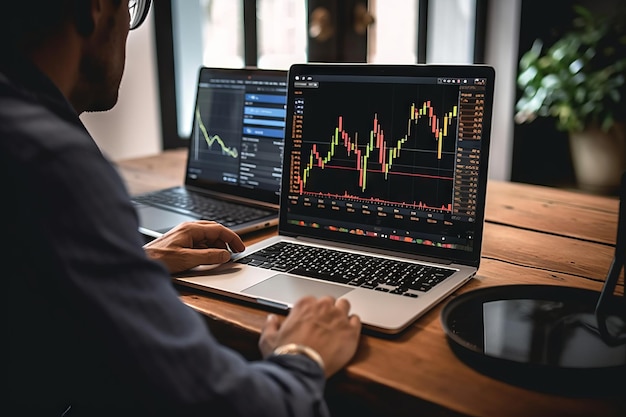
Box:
(272, 343, 325, 370)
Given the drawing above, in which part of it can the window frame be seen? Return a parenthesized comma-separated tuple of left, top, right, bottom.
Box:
(153, 0, 487, 150)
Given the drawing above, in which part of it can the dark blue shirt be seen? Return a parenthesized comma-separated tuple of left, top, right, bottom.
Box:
(1, 53, 327, 417)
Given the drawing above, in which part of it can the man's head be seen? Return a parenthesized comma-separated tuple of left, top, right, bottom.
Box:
(1, 0, 151, 114)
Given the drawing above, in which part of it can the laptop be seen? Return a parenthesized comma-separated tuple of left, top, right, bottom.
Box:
(175, 63, 496, 335)
(132, 67, 288, 239)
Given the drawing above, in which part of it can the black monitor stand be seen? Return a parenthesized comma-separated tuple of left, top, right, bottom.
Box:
(441, 172, 626, 395)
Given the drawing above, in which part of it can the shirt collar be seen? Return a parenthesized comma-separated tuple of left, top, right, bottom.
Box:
(0, 48, 79, 121)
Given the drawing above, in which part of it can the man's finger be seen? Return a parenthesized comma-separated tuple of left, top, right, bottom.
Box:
(197, 249, 232, 264)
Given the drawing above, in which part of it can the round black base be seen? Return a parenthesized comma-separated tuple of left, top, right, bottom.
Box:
(441, 285, 626, 396)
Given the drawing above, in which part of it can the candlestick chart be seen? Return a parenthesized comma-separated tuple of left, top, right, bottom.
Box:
(289, 83, 460, 212)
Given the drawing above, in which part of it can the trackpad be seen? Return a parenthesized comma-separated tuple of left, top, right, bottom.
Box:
(242, 274, 352, 305)
(136, 206, 199, 232)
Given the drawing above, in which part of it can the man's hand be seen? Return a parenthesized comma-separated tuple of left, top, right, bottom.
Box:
(259, 296, 362, 378)
(144, 221, 245, 273)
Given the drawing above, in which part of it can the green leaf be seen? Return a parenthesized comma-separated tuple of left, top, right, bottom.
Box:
(540, 74, 560, 90)
(514, 4, 626, 132)
(518, 66, 538, 86)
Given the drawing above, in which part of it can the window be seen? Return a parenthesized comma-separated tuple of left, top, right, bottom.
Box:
(154, 0, 484, 149)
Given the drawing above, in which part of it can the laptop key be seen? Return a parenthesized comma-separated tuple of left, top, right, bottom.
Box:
(287, 267, 350, 284)
(235, 242, 456, 297)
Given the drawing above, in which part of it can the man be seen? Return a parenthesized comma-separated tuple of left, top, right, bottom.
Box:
(1, 1, 361, 415)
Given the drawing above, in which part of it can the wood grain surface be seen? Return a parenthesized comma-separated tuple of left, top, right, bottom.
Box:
(116, 149, 625, 417)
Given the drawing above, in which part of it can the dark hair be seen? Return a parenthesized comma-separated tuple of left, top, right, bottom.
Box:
(0, 0, 122, 51)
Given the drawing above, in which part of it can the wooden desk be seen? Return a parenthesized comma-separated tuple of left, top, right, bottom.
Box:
(115, 149, 625, 417)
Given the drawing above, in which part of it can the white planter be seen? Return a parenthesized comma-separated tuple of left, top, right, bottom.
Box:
(568, 123, 626, 195)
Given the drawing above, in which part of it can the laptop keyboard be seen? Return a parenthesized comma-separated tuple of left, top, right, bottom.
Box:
(235, 241, 456, 297)
(132, 188, 273, 227)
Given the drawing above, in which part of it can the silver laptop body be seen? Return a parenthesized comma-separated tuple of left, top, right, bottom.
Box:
(175, 63, 495, 335)
(132, 67, 288, 238)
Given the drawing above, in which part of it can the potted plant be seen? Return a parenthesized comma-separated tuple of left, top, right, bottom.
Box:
(514, 4, 626, 194)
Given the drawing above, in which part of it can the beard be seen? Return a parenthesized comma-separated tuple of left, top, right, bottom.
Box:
(76, 51, 125, 113)
(73, 11, 128, 114)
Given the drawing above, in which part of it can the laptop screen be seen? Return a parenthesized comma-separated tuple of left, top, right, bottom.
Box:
(185, 67, 288, 204)
(280, 64, 495, 266)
